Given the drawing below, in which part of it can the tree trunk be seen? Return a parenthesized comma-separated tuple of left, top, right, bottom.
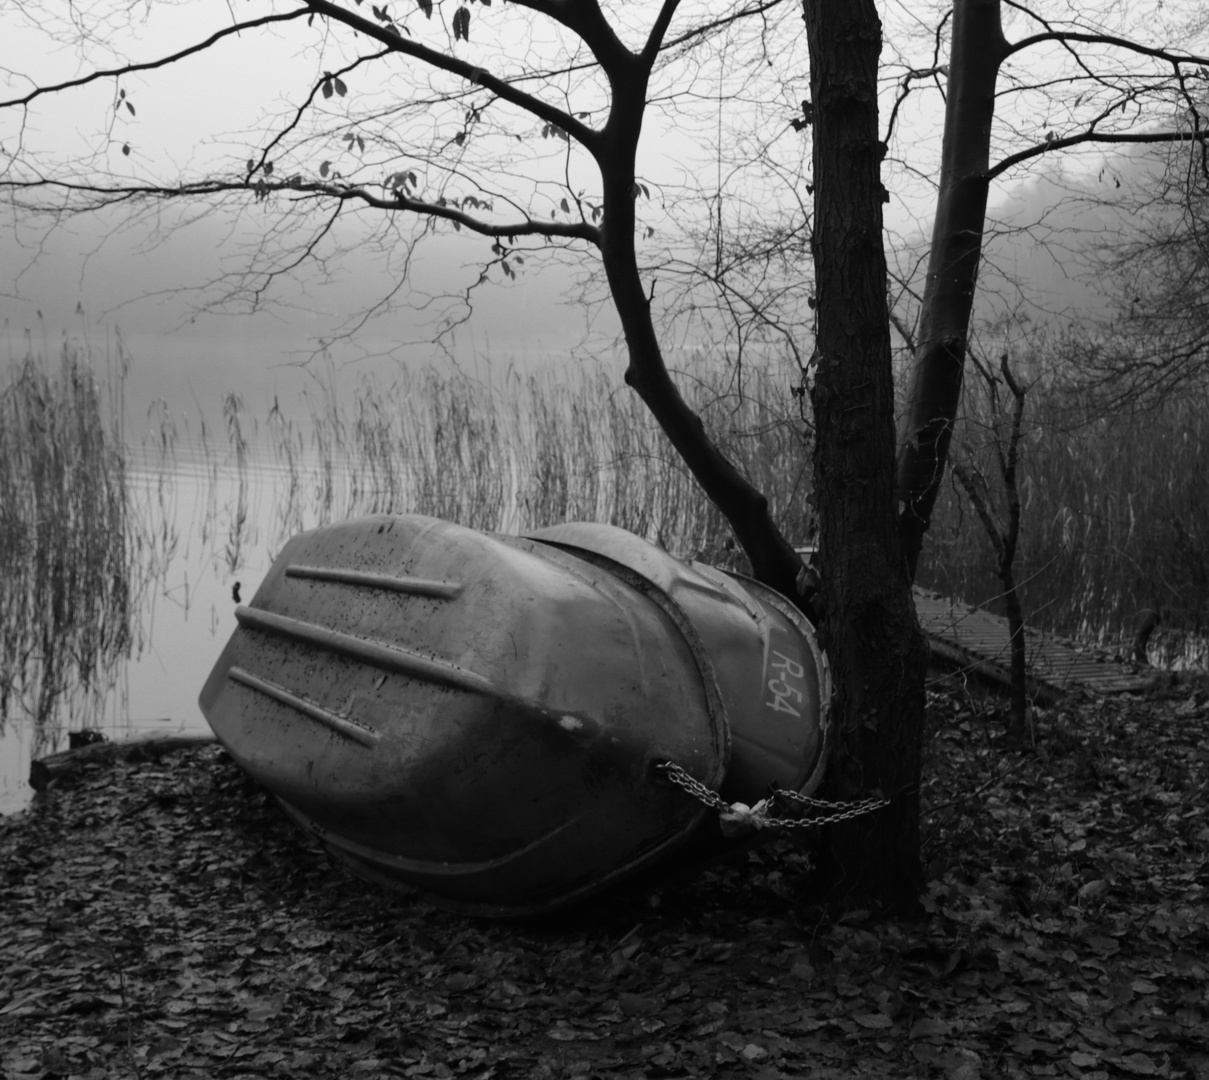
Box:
(802, 0, 929, 911)
(896, 0, 1009, 578)
(1001, 567, 1029, 737)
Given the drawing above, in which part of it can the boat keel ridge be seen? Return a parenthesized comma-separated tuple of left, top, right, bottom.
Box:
(228, 667, 380, 748)
(234, 605, 495, 694)
(285, 563, 463, 599)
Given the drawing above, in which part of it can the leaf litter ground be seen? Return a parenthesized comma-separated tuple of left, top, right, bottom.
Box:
(2, 681, 1206, 1080)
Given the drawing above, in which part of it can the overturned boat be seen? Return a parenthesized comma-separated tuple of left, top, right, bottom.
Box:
(199, 515, 829, 916)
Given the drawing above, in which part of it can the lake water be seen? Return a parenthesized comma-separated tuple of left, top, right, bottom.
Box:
(0, 366, 730, 816)
(0, 447, 285, 815)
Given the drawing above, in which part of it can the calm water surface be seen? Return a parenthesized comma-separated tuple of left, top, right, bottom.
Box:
(0, 454, 283, 815)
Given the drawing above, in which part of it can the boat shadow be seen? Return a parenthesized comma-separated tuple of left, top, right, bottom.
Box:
(206, 746, 825, 944)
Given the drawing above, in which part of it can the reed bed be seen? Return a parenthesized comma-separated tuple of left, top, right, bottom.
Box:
(0, 345, 143, 747)
(919, 373, 1209, 666)
(210, 359, 816, 570)
(200, 354, 1208, 668)
(9, 332, 1205, 755)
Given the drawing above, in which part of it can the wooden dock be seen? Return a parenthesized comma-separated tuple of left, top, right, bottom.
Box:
(914, 590, 1156, 699)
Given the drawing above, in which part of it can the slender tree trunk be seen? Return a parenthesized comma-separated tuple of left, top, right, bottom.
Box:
(896, 0, 1009, 578)
(802, 0, 929, 911)
(1001, 567, 1028, 737)
(998, 365, 1028, 736)
(951, 351, 1030, 735)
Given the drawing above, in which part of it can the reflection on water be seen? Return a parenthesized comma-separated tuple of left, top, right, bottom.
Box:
(0, 367, 339, 812)
(2, 351, 134, 743)
(0, 462, 271, 814)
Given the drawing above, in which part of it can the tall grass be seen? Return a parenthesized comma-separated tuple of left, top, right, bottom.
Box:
(201, 355, 1207, 668)
(919, 372, 1209, 666)
(0, 344, 140, 747)
(216, 359, 816, 569)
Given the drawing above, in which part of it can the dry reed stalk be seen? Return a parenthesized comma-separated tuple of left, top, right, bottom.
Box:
(1, 344, 140, 747)
(920, 371, 1209, 659)
(231, 358, 815, 571)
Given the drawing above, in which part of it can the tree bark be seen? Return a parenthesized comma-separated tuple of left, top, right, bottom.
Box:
(896, 0, 1009, 578)
(802, 0, 929, 911)
(951, 350, 1030, 734)
(1001, 567, 1029, 735)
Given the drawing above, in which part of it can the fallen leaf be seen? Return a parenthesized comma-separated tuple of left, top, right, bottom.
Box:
(854, 1013, 893, 1030)
(1114, 1052, 1158, 1076)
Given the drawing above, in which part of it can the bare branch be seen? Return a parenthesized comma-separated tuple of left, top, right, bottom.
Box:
(950, 459, 1005, 558)
(5, 177, 602, 244)
(660, 0, 788, 57)
(1006, 28, 1209, 68)
(883, 64, 949, 148)
(252, 49, 393, 180)
(312, 182, 601, 242)
(988, 125, 1209, 181)
(641, 0, 686, 67)
(888, 306, 916, 352)
(304, 0, 599, 152)
(510, 0, 636, 74)
(0, 11, 312, 109)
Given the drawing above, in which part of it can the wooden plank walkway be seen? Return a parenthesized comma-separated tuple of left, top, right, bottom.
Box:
(914, 589, 1156, 698)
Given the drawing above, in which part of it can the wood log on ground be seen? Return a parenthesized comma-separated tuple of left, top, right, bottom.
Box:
(926, 638, 1059, 704)
(29, 733, 217, 792)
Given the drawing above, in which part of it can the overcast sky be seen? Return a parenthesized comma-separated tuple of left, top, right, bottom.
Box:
(1, 197, 609, 425)
(0, 1, 642, 424)
(1, 0, 1196, 428)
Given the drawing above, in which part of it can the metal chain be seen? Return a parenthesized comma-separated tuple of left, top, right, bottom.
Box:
(655, 761, 890, 832)
(768, 786, 892, 827)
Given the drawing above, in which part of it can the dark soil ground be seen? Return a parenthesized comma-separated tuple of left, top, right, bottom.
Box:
(2, 681, 1207, 1080)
